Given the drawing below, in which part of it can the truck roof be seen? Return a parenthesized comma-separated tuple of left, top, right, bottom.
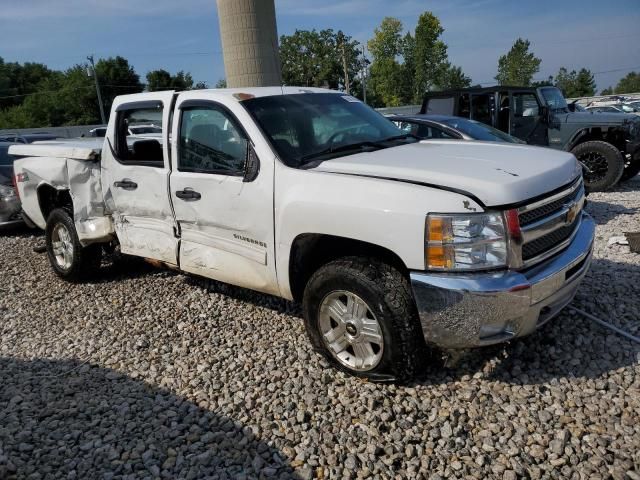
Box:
(115, 86, 340, 103)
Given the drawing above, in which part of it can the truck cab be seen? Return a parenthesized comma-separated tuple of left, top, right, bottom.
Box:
(422, 86, 640, 191)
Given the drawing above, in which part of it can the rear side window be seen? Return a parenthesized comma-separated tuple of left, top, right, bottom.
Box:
(114, 104, 164, 167)
(471, 94, 493, 125)
(425, 97, 455, 115)
(178, 105, 248, 175)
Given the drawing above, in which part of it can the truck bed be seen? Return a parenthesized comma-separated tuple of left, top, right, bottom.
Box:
(8, 139, 104, 161)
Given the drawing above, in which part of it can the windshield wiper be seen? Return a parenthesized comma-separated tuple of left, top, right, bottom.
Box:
(300, 134, 419, 163)
(300, 141, 384, 163)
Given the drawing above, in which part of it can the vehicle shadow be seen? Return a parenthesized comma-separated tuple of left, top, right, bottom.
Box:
(412, 255, 639, 387)
(184, 275, 303, 319)
(0, 357, 296, 479)
(585, 199, 639, 225)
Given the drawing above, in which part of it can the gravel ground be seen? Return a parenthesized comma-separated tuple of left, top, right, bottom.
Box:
(1, 177, 639, 480)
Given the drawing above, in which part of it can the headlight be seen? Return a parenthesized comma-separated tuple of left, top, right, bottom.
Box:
(426, 213, 507, 271)
(0, 184, 16, 200)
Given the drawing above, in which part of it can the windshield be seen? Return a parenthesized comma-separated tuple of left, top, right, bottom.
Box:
(439, 117, 523, 143)
(242, 93, 411, 167)
(540, 87, 568, 111)
(618, 104, 636, 113)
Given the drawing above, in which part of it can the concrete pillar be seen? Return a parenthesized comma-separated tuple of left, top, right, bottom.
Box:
(216, 0, 282, 88)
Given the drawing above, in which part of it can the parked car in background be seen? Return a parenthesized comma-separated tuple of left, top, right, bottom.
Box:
(585, 104, 640, 116)
(11, 87, 595, 381)
(422, 86, 640, 190)
(0, 143, 22, 227)
(0, 133, 60, 144)
(388, 114, 525, 143)
(89, 127, 107, 138)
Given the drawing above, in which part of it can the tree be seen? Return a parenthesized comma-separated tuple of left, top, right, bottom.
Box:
(0, 57, 56, 110)
(280, 29, 363, 92)
(413, 12, 448, 101)
(214, 79, 227, 88)
(95, 56, 143, 115)
(614, 71, 640, 94)
(495, 38, 541, 86)
(552, 67, 596, 97)
(146, 69, 194, 91)
(437, 63, 471, 90)
(367, 18, 406, 107)
(601, 86, 614, 95)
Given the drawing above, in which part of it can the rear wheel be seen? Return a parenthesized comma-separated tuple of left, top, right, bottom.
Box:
(45, 208, 102, 281)
(571, 141, 624, 191)
(302, 257, 424, 382)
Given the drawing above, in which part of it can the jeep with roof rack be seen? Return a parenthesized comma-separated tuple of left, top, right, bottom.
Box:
(421, 85, 640, 190)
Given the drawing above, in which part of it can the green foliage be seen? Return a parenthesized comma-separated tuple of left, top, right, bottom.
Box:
(367, 13, 465, 106)
(280, 29, 364, 92)
(438, 63, 471, 90)
(495, 38, 541, 86)
(600, 86, 614, 95)
(214, 79, 227, 89)
(413, 12, 448, 99)
(613, 71, 640, 94)
(0, 56, 198, 128)
(552, 67, 596, 97)
(95, 56, 143, 113)
(146, 69, 194, 91)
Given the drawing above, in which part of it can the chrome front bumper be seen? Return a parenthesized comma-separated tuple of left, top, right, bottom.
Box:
(410, 213, 595, 349)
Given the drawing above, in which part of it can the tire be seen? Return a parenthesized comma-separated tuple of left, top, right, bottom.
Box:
(45, 208, 102, 281)
(571, 141, 625, 192)
(620, 156, 640, 182)
(302, 257, 424, 383)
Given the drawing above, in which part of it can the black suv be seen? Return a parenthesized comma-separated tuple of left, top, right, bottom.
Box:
(421, 86, 640, 190)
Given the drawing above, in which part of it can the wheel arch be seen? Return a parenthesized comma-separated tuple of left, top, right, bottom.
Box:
(568, 126, 626, 152)
(37, 184, 73, 222)
(288, 233, 410, 302)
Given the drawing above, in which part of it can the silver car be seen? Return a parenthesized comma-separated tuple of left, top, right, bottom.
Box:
(0, 143, 23, 227)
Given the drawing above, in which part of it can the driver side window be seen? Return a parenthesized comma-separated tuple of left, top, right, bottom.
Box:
(178, 105, 248, 175)
(513, 93, 539, 117)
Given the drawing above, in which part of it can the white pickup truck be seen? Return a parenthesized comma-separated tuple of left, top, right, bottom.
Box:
(11, 87, 595, 381)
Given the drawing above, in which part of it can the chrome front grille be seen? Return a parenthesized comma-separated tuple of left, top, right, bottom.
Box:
(515, 178, 585, 268)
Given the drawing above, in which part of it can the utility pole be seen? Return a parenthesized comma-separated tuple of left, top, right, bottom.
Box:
(361, 45, 368, 104)
(87, 55, 106, 124)
(341, 35, 350, 95)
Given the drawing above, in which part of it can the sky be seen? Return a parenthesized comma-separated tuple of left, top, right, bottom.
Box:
(1, 0, 638, 94)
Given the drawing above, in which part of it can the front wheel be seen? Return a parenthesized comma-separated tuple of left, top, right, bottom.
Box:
(45, 208, 102, 281)
(302, 257, 424, 382)
(571, 141, 624, 191)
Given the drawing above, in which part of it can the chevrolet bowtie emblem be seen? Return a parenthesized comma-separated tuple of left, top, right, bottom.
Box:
(565, 201, 580, 225)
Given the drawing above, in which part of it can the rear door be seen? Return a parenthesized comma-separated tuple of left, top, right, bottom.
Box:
(169, 92, 278, 295)
(101, 91, 179, 264)
(510, 91, 547, 146)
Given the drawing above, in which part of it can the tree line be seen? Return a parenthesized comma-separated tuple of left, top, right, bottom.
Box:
(0, 56, 207, 128)
(2, 10, 640, 128)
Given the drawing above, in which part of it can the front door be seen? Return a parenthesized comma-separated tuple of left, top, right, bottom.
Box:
(101, 91, 179, 264)
(169, 94, 278, 295)
(510, 91, 547, 146)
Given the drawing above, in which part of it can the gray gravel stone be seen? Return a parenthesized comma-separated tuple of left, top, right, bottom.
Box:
(0, 177, 639, 479)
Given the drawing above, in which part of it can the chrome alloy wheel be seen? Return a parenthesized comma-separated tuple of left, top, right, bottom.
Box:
(51, 223, 74, 269)
(318, 291, 384, 371)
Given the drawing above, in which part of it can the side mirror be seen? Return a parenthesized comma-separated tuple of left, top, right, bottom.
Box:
(243, 142, 260, 182)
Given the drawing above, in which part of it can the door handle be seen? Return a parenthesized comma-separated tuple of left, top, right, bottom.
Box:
(114, 179, 138, 190)
(175, 188, 201, 201)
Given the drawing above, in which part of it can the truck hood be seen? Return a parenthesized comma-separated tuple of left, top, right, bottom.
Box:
(311, 140, 582, 207)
